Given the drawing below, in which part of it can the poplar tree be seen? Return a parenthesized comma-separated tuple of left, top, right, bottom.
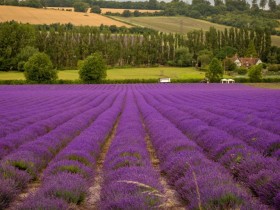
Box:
(245, 40, 258, 57)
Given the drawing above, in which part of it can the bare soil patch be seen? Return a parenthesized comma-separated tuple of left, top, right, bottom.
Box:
(143, 122, 186, 209)
(78, 117, 120, 210)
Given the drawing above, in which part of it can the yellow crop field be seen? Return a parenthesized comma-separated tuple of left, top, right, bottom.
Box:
(101, 8, 161, 14)
(0, 6, 130, 27)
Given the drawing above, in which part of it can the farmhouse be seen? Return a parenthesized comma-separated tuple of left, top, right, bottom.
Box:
(230, 54, 262, 68)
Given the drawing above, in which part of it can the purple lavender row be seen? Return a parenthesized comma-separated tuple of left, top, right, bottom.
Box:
(143, 91, 280, 208)
(0, 93, 67, 124)
(172, 92, 280, 136)
(0, 94, 90, 138)
(19, 93, 124, 209)
(135, 91, 265, 210)
(153, 92, 280, 158)
(0, 93, 108, 159)
(0, 93, 117, 209)
(100, 92, 164, 209)
(202, 104, 280, 136)
(174, 89, 280, 121)
(1, 93, 94, 136)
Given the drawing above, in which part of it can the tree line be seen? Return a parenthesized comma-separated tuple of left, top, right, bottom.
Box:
(0, 21, 277, 72)
(1, 0, 280, 33)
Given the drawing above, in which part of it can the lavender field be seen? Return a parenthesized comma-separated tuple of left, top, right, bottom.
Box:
(0, 84, 279, 210)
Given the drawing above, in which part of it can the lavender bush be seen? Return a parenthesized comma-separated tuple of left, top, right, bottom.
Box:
(0, 84, 279, 209)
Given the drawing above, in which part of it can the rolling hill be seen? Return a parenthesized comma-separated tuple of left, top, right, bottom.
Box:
(0, 6, 129, 27)
(113, 16, 280, 46)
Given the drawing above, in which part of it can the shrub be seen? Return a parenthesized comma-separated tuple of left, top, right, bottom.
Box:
(17, 61, 26, 72)
(24, 52, 57, 83)
(73, 2, 89, 12)
(237, 67, 247, 75)
(268, 64, 280, 72)
(248, 64, 262, 82)
(79, 52, 107, 83)
(206, 58, 223, 82)
(91, 5, 101, 14)
(224, 58, 237, 71)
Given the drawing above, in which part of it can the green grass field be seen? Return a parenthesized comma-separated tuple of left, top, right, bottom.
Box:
(0, 67, 205, 80)
(113, 16, 280, 47)
(0, 71, 25, 80)
(112, 16, 230, 34)
(107, 67, 205, 79)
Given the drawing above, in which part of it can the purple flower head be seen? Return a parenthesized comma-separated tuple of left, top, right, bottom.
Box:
(18, 196, 69, 210)
(40, 172, 88, 204)
(0, 177, 18, 209)
(0, 163, 31, 189)
(43, 160, 94, 181)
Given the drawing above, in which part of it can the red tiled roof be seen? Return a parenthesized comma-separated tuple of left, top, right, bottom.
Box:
(228, 54, 261, 67)
(239, 58, 260, 67)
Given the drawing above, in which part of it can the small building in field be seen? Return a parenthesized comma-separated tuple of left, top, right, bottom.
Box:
(159, 78, 171, 83)
(221, 78, 235, 84)
(230, 54, 262, 68)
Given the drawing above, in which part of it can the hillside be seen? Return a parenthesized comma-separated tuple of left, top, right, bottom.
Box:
(101, 8, 161, 14)
(114, 16, 280, 47)
(113, 16, 230, 33)
(0, 6, 129, 27)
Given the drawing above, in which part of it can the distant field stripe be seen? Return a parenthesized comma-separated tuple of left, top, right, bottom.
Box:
(113, 16, 230, 34)
(0, 6, 129, 27)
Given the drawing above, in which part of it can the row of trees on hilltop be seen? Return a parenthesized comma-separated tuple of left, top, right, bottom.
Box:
(0, 22, 277, 72)
(1, 0, 280, 33)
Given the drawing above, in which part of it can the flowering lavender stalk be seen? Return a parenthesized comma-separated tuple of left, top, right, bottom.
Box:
(135, 91, 267, 210)
(100, 92, 164, 209)
(160, 93, 280, 158)
(142, 90, 280, 208)
(0, 94, 80, 137)
(19, 93, 124, 209)
(0, 93, 109, 159)
(0, 93, 117, 208)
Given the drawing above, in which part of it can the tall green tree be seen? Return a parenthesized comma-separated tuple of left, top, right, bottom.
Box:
(24, 52, 57, 83)
(206, 58, 223, 82)
(198, 49, 213, 68)
(251, 0, 259, 11)
(73, 1, 89, 12)
(172, 47, 193, 67)
(248, 64, 262, 82)
(259, 0, 267, 9)
(0, 22, 35, 70)
(79, 52, 107, 83)
(268, 0, 276, 11)
(16, 46, 39, 71)
(245, 40, 258, 57)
